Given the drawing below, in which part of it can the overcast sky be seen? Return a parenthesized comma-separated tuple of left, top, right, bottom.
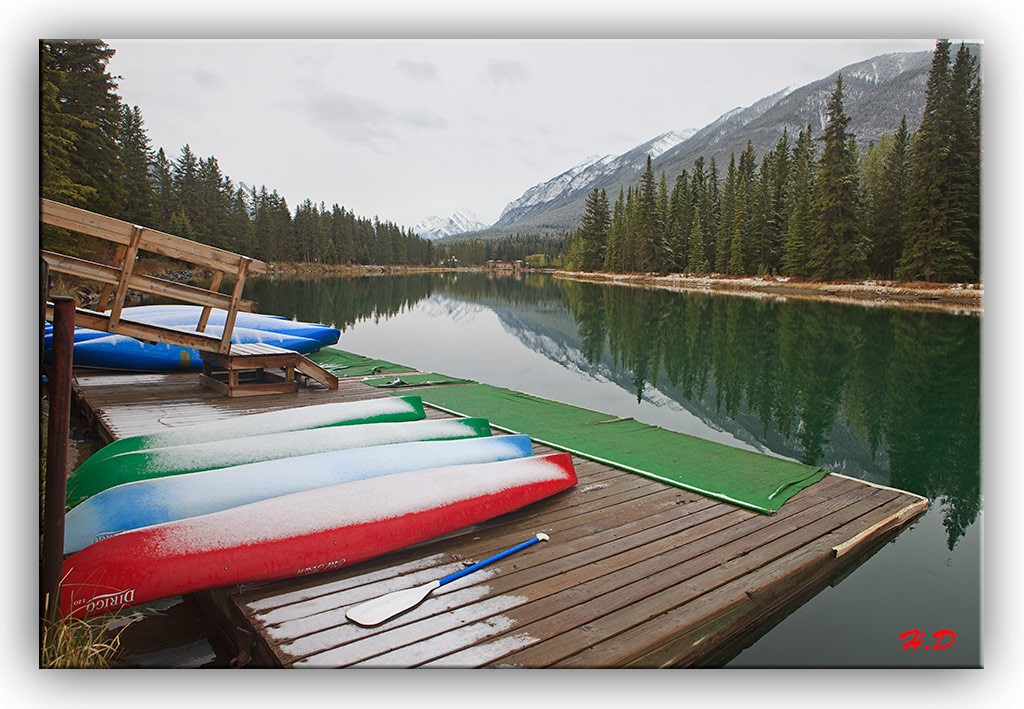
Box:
(104, 39, 939, 230)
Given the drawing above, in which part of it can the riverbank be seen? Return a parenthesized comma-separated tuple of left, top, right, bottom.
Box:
(551, 270, 983, 315)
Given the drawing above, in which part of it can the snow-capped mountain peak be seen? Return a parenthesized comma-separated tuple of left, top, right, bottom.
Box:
(494, 129, 696, 227)
(414, 209, 490, 240)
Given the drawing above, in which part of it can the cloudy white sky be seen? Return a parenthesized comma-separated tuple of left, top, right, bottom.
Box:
(105, 38, 939, 230)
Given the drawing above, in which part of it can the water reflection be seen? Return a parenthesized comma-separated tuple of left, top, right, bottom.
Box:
(246, 272, 980, 550)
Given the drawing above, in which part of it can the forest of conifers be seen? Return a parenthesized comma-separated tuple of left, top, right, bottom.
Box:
(40, 40, 436, 267)
(565, 40, 981, 283)
(40, 40, 980, 283)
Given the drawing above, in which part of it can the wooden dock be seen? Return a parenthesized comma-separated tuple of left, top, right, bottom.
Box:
(70, 367, 928, 668)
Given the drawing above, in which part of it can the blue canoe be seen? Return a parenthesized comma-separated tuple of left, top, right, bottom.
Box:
(44, 305, 340, 371)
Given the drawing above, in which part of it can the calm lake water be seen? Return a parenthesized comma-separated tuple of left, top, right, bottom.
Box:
(238, 271, 981, 668)
(105, 271, 979, 667)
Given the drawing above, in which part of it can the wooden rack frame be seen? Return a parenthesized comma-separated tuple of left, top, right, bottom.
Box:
(41, 199, 270, 355)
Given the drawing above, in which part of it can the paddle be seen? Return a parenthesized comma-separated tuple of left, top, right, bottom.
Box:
(345, 533, 550, 627)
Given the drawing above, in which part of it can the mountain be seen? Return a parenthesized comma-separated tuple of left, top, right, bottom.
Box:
(449, 46, 977, 242)
(491, 129, 696, 230)
(413, 209, 490, 240)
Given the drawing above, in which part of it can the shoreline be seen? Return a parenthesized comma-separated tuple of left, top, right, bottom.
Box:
(550, 270, 983, 315)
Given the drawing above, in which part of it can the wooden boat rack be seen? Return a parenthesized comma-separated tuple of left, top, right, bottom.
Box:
(41, 199, 338, 396)
(200, 343, 339, 397)
(41, 198, 270, 356)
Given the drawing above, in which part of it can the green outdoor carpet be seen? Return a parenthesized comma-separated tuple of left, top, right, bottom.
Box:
(363, 373, 476, 388)
(401, 383, 826, 514)
(308, 348, 412, 378)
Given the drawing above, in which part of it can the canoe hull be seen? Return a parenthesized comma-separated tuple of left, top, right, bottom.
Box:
(66, 417, 494, 508)
(64, 435, 534, 554)
(44, 305, 341, 370)
(73, 395, 427, 477)
(60, 453, 577, 617)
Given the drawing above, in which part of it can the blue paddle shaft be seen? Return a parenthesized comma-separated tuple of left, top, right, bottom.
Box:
(438, 534, 547, 587)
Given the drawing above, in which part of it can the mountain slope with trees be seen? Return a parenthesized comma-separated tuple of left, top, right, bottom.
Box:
(562, 40, 981, 284)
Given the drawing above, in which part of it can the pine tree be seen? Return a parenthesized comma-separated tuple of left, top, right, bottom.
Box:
(686, 208, 705, 273)
(945, 42, 982, 280)
(865, 118, 911, 279)
(898, 39, 973, 282)
(576, 187, 611, 271)
(716, 155, 736, 273)
(40, 41, 126, 219)
(150, 148, 175, 231)
(808, 74, 862, 280)
(604, 187, 627, 272)
(40, 47, 94, 207)
(117, 104, 155, 226)
(668, 171, 691, 271)
(635, 156, 660, 272)
(782, 126, 815, 276)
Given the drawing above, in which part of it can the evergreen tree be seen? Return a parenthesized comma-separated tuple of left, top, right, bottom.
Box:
(40, 41, 125, 220)
(716, 155, 736, 273)
(575, 187, 611, 271)
(117, 104, 155, 227)
(173, 144, 201, 230)
(808, 74, 862, 280)
(865, 119, 911, 278)
(40, 48, 94, 207)
(150, 148, 175, 231)
(763, 131, 790, 272)
(668, 170, 691, 271)
(635, 156, 660, 272)
(945, 42, 982, 279)
(782, 126, 816, 276)
(686, 208, 705, 273)
(898, 40, 973, 282)
(604, 187, 627, 272)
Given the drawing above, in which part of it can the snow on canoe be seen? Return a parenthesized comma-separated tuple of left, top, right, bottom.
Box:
(73, 395, 426, 478)
(61, 452, 577, 617)
(68, 326, 322, 371)
(113, 305, 340, 347)
(66, 417, 494, 508)
(43, 305, 341, 351)
(64, 435, 534, 554)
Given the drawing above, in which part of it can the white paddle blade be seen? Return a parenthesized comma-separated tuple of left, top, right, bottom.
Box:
(346, 579, 442, 627)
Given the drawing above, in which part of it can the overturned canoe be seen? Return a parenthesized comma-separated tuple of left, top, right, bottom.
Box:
(44, 305, 341, 351)
(64, 435, 534, 554)
(73, 396, 426, 478)
(69, 327, 322, 371)
(60, 452, 578, 617)
(66, 417, 493, 508)
(44, 305, 342, 370)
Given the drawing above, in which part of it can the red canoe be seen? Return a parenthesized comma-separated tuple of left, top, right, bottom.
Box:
(60, 453, 577, 617)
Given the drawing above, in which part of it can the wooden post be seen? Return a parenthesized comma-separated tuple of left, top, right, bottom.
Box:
(42, 296, 75, 621)
(196, 270, 224, 333)
(108, 225, 144, 329)
(40, 256, 48, 360)
(218, 258, 250, 354)
(97, 243, 127, 312)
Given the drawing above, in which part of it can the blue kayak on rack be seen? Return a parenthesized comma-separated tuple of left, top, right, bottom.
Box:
(44, 305, 340, 371)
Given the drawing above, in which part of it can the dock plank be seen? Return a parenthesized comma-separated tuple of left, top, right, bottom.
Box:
(70, 368, 928, 668)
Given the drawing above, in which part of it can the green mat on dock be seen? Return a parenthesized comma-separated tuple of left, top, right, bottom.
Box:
(308, 348, 412, 377)
(404, 383, 826, 514)
(364, 373, 476, 388)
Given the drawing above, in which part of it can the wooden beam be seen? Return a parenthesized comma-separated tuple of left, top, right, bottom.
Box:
(97, 244, 127, 311)
(40, 251, 257, 313)
(218, 258, 250, 354)
(197, 271, 225, 332)
(108, 225, 143, 329)
(40, 199, 270, 275)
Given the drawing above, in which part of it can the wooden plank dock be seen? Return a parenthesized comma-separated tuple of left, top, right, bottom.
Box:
(70, 367, 928, 668)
